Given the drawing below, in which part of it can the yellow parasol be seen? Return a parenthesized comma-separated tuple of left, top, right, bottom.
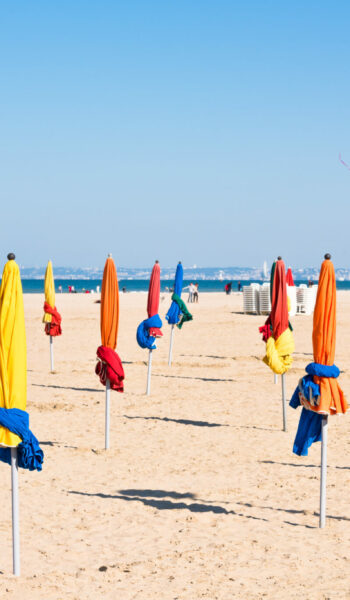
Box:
(42, 260, 62, 371)
(0, 255, 26, 448)
(0, 253, 44, 576)
(43, 260, 55, 324)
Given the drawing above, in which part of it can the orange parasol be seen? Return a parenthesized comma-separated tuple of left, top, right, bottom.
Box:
(100, 255, 119, 350)
(311, 258, 347, 415)
(95, 255, 124, 449)
(290, 254, 347, 527)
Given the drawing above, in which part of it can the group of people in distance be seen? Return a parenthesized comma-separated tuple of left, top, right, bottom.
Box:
(186, 282, 199, 303)
(224, 281, 242, 294)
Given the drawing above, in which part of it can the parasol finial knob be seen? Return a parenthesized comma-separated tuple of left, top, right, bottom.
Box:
(108, 253, 112, 258)
(277, 256, 282, 260)
(155, 260, 159, 263)
(7, 253, 15, 260)
(324, 253, 331, 260)
(178, 261, 182, 264)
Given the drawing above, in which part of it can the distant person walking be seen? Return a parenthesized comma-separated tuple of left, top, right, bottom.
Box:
(193, 283, 199, 303)
(225, 282, 232, 295)
(237, 281, 242, 292)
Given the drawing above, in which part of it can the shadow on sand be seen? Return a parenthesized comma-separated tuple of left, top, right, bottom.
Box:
(68, 489, 269, 523)
(123, 415, 229, 428)
(39, 440, 78, 449)
(180, 354, 235, 361)
(68, 489, 330, 528)
(153, 373, 236, 383)
(32, 383, 103, 393)
(260, 460, 350, 471)
(236, 500, 350, 523)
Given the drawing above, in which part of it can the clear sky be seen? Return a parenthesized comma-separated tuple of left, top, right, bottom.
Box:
(1, 1, 349, 269)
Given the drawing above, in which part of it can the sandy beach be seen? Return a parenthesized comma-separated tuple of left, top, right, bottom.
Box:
(0, 290, 349, 599)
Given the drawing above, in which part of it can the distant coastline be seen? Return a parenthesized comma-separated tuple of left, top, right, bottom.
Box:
(17, 265, 350, 282)
(20, 279, 350, 293)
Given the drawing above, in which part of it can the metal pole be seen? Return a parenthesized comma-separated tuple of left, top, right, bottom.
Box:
(168, 325, 175, 366)
(11, 447, 20, 576)
(49, 335, 54, 372)
(319, 415, 328, 528)
(281, 373, 287, 432)
(105, 379, 110, 450)
(146, 349, 152, 395)
(274, 373, 278, 384)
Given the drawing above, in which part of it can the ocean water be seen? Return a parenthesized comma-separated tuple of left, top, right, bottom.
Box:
(20, 279, 350, 293)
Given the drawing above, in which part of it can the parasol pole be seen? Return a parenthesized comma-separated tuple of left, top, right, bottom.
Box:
(274, 373, 278, 384)
(168, 325, 175, 366)
(11, 447, 20, 576)
(105, 379, 110, 449)
(146, 349, 152, 395)
(281, 372, 287, 431)
(319, 415, 328, 528)
(49, 334, 54, 372)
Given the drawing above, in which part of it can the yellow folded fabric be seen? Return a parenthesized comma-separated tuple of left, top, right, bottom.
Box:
(43, 260, 55, 323)
(263, 328, 295, 375)
(0, 260, 27, 447)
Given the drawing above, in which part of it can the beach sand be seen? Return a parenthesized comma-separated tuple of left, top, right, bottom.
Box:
(0, 291, 349, 599)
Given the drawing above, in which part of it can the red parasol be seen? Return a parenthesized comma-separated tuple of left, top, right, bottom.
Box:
(286, 267, 295, 286)
(147, 261, 162, 337)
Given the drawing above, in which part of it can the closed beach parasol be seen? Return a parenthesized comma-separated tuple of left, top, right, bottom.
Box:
(289, 254, 347, 527)
(259, 257, 295, 430)
(95, 255, 124, 449)
(136, 261, 163, 394)
(0, 253, 44, 575)
(286, 267, 295, 286)
(43, 260, 62, 372)
(165, 262, 193, 366)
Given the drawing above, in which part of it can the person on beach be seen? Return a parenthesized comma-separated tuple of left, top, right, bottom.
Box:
(187, 282, 195, 303)
(193, 283, 199, 303)
(225, 282, 232, 294)
(237, 281, 242, 292)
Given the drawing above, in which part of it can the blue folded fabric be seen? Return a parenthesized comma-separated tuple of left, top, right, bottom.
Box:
(166, 263, 183, 325)
(305, 362, 340, 378)
(292, 408, 322, 456)
(136, 314, 163, 350)
(290, 362, 340, 456)
(166, 302, 181, 325)
(0, 408, 44, 471)
(289, 375, 320, 409)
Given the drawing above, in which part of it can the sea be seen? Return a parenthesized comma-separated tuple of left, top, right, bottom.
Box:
(20, 279, 350, 293)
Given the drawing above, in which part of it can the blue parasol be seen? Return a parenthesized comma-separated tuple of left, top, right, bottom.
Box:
(165, 262, 183, 325)
(166, 262, 183, 366)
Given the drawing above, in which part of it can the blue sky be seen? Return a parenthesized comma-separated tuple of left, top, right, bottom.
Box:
(1, 1, 350, 269)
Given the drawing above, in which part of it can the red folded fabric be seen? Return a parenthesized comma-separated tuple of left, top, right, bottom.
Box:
(149, 327, 163, 337)
(43, 302, 62, 337)
(95, 345, 125, 392)
(269, 260, 289, 340)
(259, 324, 272, 342)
